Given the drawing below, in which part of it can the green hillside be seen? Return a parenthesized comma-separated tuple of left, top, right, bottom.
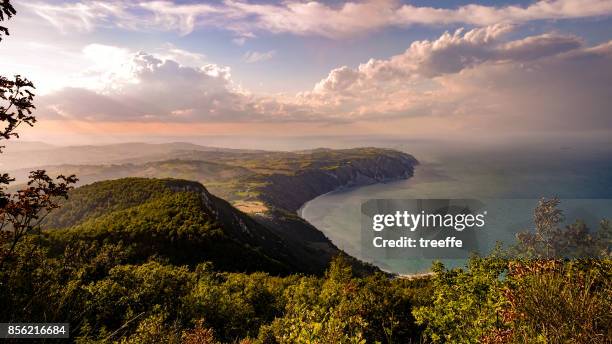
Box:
(43, 178, 323, 274)
(43, 178, 175, 229)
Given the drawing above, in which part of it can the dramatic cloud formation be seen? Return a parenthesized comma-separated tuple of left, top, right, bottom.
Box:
(40, 47, 243, 121)
(37, 45, 313, 123)
(308, 24, 584, 96)
(298, 25, 612, 133)
(34, 23, 612, 139)
(23, 0, 612, 39)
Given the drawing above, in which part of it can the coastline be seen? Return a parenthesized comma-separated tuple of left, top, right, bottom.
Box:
(296, 167, 425, 276)
(296, 163, 449, 278)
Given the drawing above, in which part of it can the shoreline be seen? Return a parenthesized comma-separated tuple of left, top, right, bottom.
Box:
(297, 175, 416, 218)
(293, 162, 485, 279)
(296, 165, 432, 278)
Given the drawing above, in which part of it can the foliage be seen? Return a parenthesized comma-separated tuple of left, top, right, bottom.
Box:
(416, 199, 612, 344)
(262, 256, 428, 344)
(43, 178, 174, 229)
(515, 198, 611, 258)
(0, 0, 16, 41)
(0, 243, 433, 343)
(0, 0, 78, 271)
(489, 259, 612, 343)
(413, 255, 508, 343)
(182, 320, 220, 344)
(0, 171, 77, 268)
(0, 74, 36, 144)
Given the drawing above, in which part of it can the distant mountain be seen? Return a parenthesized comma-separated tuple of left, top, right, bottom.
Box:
(0, 140, 56, 152)
(8, 159, 254, 193)
(0, 141, 260, 170)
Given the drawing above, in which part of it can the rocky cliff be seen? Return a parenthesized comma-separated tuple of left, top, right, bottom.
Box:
(258, 150, 418, 212)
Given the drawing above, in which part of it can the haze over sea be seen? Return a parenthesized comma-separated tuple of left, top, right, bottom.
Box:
(300, 141, 612, 275)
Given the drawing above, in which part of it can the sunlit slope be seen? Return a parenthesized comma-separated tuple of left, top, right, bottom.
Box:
(44, 178, 302, 274)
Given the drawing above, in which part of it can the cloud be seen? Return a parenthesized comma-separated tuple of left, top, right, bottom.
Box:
(232, 32, 256, 46)
(152, 43, 207, 67)
(309, 25, 583, 98)
(297, 24, 612, 135)
(30, 25, 612, 139)
(394, 0, 612, 27)
(24, 0, 223, 35)
(37, 45, 313, 122)
(242, 50, 276, 63)
(22, 0, 612, 38)
(232, 37, 247, 46)
(39, 47, 241, 122)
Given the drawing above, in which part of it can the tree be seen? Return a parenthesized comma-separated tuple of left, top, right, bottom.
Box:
(0, 0, 17, 42)
(515, 198, 611, 258)
(0, 0, 77, 269)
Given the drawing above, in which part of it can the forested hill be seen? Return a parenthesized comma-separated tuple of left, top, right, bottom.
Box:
(44, 178, 317, 274)
(39, 147, 418, 275)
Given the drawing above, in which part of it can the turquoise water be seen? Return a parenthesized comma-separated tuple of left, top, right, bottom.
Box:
(300, 148, 612, 274)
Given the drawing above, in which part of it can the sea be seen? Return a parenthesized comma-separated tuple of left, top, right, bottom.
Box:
(299, 143, 612, 274)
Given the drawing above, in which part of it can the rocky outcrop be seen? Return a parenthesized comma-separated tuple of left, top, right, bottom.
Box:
(259, 151, 418, 212)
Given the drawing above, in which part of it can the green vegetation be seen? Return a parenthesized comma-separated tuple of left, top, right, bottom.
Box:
(40, 178, 310, 274)
(43, 178, 175, 229)
(414, 200, 612, 344)
(2, 235, 432, 343)
(3, 179, 611, 343)
(38, 177, 378, 276)
(415, 256, 611, 344)
(9, 147, 417, 208)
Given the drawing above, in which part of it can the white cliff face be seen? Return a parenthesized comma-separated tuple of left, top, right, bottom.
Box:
(259, 152, 419, 212)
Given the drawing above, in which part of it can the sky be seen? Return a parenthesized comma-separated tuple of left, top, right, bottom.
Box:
(1, 0, 611, 145)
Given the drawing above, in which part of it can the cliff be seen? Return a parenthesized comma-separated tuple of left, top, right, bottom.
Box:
(258, 150, 418, 212)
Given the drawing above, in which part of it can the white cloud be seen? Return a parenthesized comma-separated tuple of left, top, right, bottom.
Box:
(26, 25, 612, 139)
(296, 24, 612, 135)
(136, 1, 223, 36)
(37, 46, 310, 122)
(26, 1, 116, 33)
(39, 46, 233, 121)
(242, 50, 276, 63)
(394, 0, 612, 27)
(78, 44, 138, 92)
(309, 24, 584, 99)
(232, 32, 256, 46)
(22, 0, 612, 38)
